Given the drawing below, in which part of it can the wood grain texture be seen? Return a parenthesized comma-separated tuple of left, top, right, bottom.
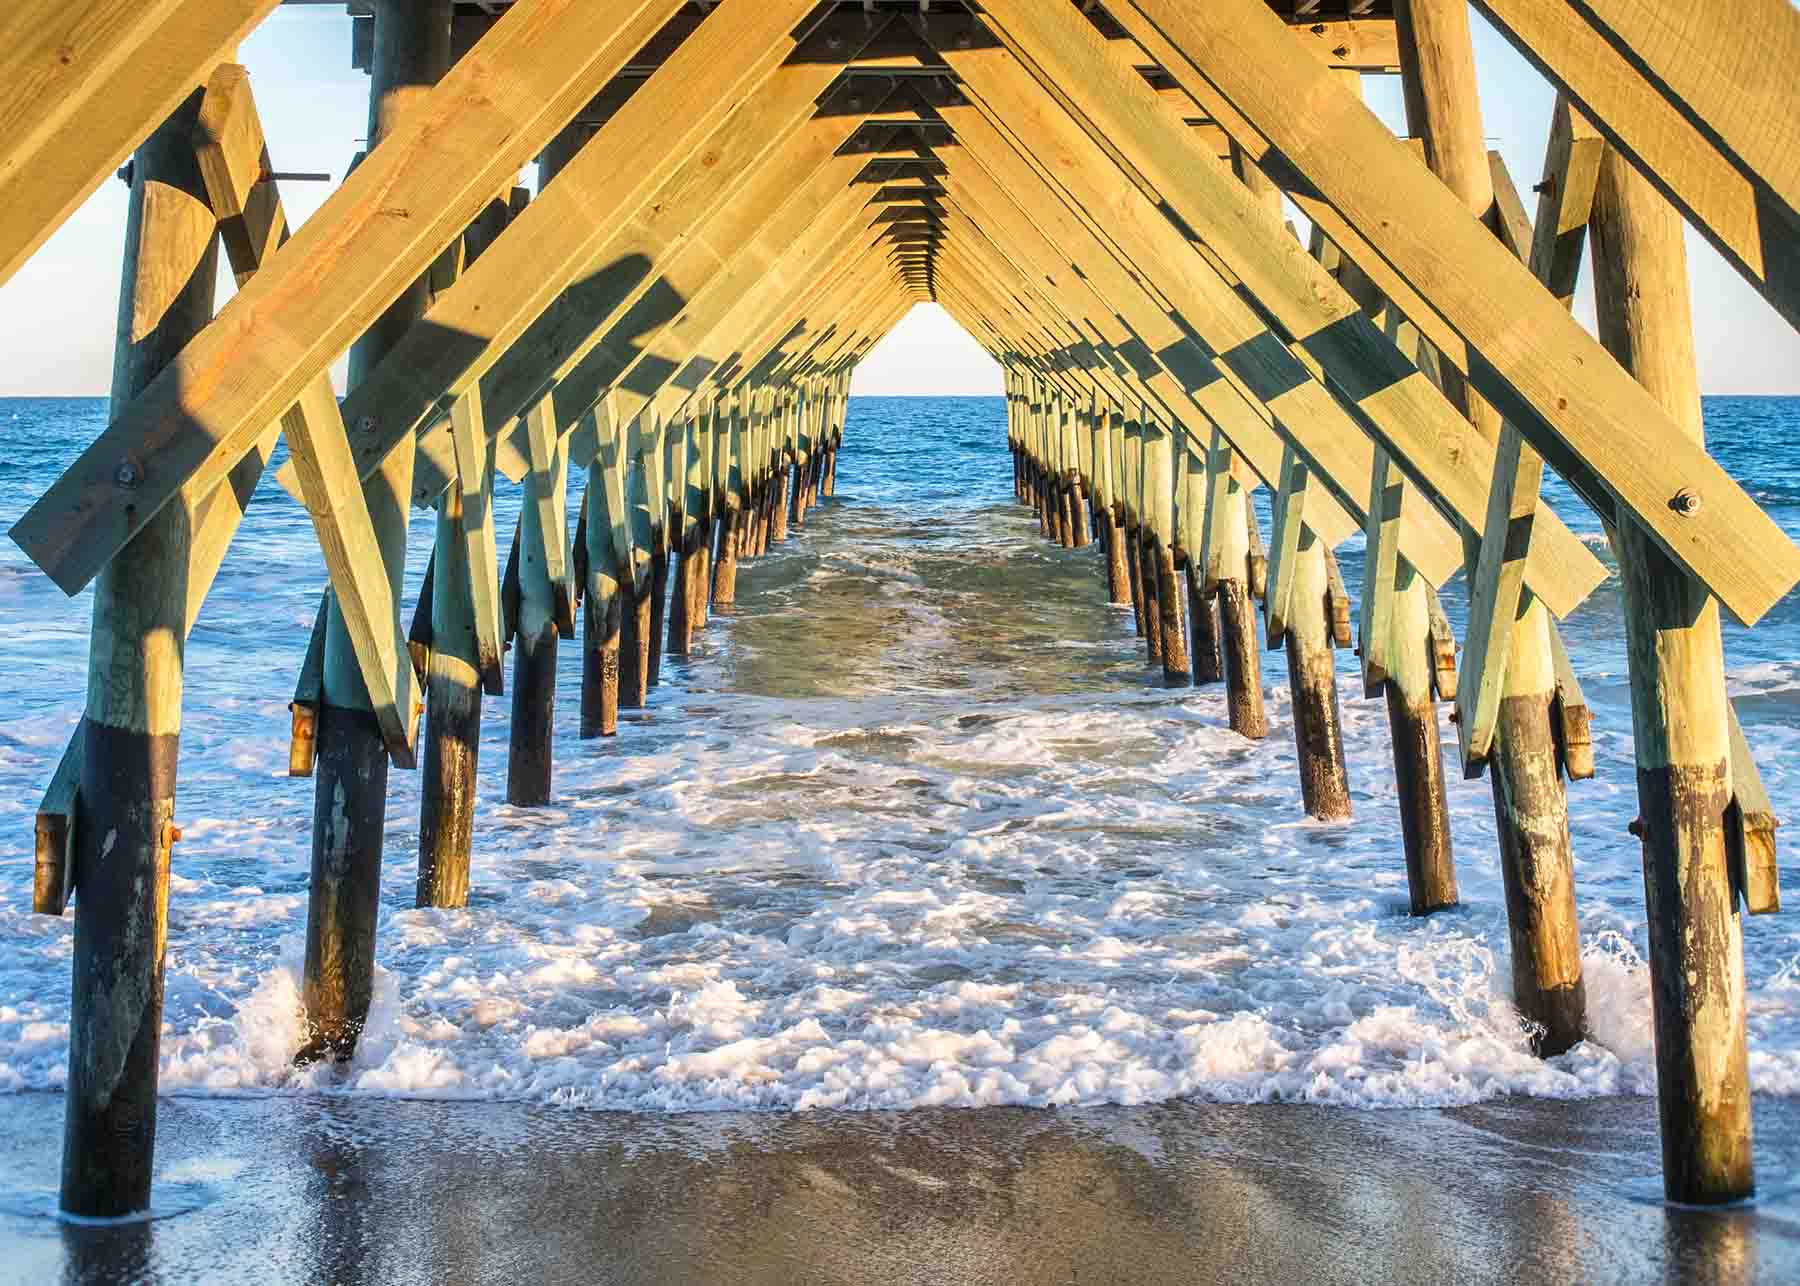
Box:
(1120, 0, 1800, 626)
(14, 0, 687, 597)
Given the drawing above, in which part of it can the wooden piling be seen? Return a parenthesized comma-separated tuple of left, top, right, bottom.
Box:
(1283, 535, 1351, 821)
(1385, 564, 1459, 913)
(1590, 147, 1753, 1205)
(1215, 479, 1267, 739)
(302, 0, 450, 1060)
(579, 574, 622, 740)
(416, 484, 484, 910)
(1180, 432, 1223, 685)
(506, 398, 570, 804)
(61, 88, 217, 1219)
(1394, 0, 1580, 1022)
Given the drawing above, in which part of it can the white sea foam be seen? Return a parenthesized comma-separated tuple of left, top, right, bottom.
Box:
(2, 408, 1798, 1121)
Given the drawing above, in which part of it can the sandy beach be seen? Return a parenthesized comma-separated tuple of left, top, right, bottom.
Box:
(3, 1091, 1797, 1284)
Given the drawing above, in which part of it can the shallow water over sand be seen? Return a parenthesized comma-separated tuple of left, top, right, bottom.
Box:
(4, 1092, 1800, 1284)
(1, 395, 1799, 1116)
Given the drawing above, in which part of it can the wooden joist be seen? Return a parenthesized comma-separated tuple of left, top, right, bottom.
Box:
(0, 0, 280, 288)
(1473, 0, 1800, 334)
(1114, 0, 1800, 628)
(282, 377, 422, 767)
(1456, 96, 1605, 771)
(939, 7, 1605, 623)
(13, 0, 691, 597)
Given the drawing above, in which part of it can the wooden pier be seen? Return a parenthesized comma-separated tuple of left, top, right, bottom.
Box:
(8, 0, 1798, 1215)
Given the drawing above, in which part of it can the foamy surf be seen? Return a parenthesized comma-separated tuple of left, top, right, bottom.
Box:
(2, 396, 1798, 1120)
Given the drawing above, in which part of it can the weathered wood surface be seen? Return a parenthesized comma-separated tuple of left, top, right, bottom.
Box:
(280, 376, 422, 765)
(14, 0, 691, 597)
(0, 0, 280, 287)
(1112, 0, 1800, 628)
(946, 6, 1608, 623)
(1473, 0, 1800, 333)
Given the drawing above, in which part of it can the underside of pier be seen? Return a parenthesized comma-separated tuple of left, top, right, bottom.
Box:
(7, 0, 1799, 1217)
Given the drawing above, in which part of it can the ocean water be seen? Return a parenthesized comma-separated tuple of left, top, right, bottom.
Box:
(0, 394, 1797, 1115)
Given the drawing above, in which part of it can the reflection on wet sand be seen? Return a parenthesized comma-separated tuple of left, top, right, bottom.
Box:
(5, 1093, 1798, 1284)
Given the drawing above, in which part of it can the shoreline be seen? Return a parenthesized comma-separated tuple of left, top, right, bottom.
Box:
(4, 1091, 1798, 1283)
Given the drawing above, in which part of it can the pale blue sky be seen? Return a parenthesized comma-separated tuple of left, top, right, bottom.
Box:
(3, 7, 1794, 399)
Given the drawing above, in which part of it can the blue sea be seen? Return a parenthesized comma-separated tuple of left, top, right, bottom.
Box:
(0, 394, 1797, 1112)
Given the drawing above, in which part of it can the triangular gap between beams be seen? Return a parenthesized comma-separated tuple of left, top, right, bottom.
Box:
(848, 301, 1003, 396)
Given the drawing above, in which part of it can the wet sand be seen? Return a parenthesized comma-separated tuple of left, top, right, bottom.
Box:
(3, 1092, 1798, 1284)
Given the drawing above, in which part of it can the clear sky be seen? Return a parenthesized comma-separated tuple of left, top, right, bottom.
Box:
(3, 7, 1795, 399)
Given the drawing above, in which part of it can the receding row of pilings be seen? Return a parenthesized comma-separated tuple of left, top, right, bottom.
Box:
(997, 16, 1761, 1213)
(974, 0, 1782, 1211)
(36, 0, 851, 1215)
(294, 372, 846, 1065)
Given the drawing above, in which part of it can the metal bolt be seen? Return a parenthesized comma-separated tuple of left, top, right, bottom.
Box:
(114, 458, 141, 489)
(357, 416, 378, 436)
(1671, 487, 1702, 516)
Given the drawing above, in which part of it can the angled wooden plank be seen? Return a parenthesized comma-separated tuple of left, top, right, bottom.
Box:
(1726, 701, 1780, 915)
(447, 388, 504, 696)
(1199, 426, 1235, 591)
(1427, 590, 1458, 704)
(1527, 98, 1606, 313)
(1264, 447, 1308, 648)
(1360, 447, 1405, 698)
(281, 376, 420, 767)
(13, 0, 688, 597)
(1456, 99, 1604, 772)
(521, 392, 576, 638)
(1116, 0, 1800, 627)
(194, 62, 288, 285)
(1455, 425, 1543, 769)
(1322, 547, 1352, 649)
(32, 728, 81, 914)
(351, 4, 878, 506)
(1473, 0, 1800, 333)
(1545, 618, 1594, 782)
(926, 16, 1602, 617)
(0, 0, 279, 287)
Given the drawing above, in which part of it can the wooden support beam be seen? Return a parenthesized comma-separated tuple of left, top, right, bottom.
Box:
(281, 378, 422, 767)
(1263, 447, 1308, 649)
(1726, 703, 1780, 916)
(521, 392, 576, 638)
(1359, 448, 1402, 697)
(1113, 0, 1800, 627)
(14, 0, 690, 597)
(0, 0, 280, 287)
(447, 388, 504, 696)
(927, 11, 1604, 621)
(1473, 0, 1800, 334)
(1592, 146, 1754, 1206)
(59, 87, 218, 1220)
(1456, 95, 1605, 771)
